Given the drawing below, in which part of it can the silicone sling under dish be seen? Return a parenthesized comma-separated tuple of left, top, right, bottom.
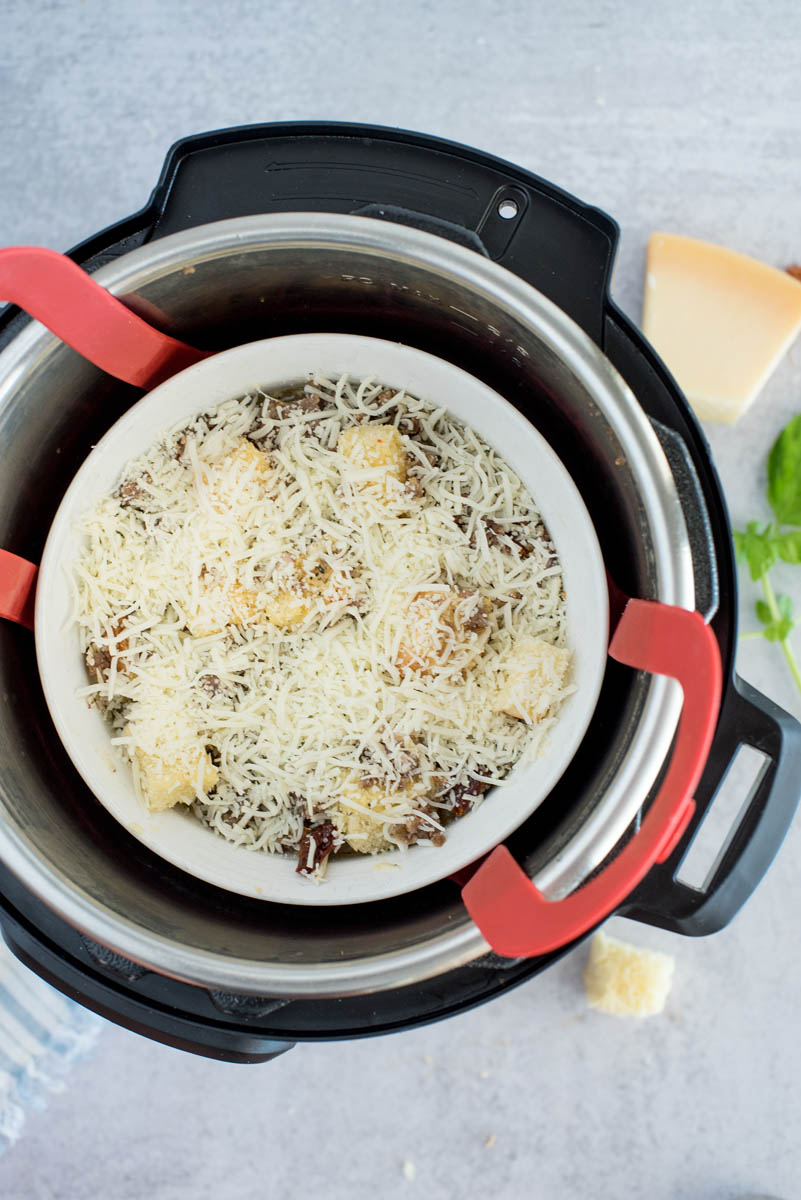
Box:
(0, 246, 723, 958)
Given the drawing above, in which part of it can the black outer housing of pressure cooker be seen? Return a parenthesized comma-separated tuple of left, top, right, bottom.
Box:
(0, 123, 799, 1063)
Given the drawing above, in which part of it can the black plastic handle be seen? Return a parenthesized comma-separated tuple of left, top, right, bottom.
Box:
(623, 674, 801, 935)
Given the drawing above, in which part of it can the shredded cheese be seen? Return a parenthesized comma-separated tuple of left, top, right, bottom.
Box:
(73, 374, 573, 868)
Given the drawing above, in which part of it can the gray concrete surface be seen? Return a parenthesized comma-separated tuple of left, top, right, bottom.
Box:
(2, 2, 801, 1197)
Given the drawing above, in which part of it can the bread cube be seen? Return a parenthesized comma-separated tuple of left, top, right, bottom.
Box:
(261, 588, 314, 629)
(335, 777, 429, 853)
(338, 424, 407, 496)
(336, 808, 391, 854)
(136, 745, 218, 812)
(261, 556, 334, 629)
(584, 931, 675, 1017)
(493, 636, 571, 722)
(187, 577, 257, 638)
(205, 439, 274, 515)
(224, 581, 260, 624)
(188, 556, 335, 636)
(396, 589, 491, 675)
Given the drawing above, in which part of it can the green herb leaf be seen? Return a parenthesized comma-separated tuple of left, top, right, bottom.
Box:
(767, 414, 801, 525)
(775, 529, 801, 564)
(737, 412, 801, 699)
(733, 521, 778, 580)
(755, 599, 772, 624)
(755, 592, 795, 641)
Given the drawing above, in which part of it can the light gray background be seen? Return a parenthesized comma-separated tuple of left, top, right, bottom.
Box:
(2, 2, 801, 1198)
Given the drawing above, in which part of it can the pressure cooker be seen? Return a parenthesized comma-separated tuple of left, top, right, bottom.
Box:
(0, 122, 798, 1062)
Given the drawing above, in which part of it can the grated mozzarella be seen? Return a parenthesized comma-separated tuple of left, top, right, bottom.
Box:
(73, 374, 573, 867)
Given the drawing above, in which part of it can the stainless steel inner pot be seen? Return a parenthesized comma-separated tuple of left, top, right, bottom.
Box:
(0, 214, 693, 996)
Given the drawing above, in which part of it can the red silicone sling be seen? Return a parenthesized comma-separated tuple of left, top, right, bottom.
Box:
(0, 549, 37, 631)
(461, 598, 722, 957)
(0, 246, 209, 389)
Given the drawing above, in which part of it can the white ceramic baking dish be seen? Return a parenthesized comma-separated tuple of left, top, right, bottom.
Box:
(35, 333, 608, 905)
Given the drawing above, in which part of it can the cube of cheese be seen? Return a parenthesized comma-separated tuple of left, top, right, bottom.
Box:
(584, 931, 675, 1017)
(493, 637, 571, 723)
(642, 233, 801, 424)
(396, 589, 491, 675)
(338, 424, 407, 497)
(135, 745, 218, 812)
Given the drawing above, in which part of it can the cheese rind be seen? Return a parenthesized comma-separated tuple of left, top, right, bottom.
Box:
(584, 930, 674, 1017)
(642, 232, 801, 424)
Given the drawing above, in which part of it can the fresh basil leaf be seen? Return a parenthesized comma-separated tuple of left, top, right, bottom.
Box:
(753, 593, 794, 641)
(733, 521, 778, 580)
(763, 616, 794, 642)
(755, 599, 772, 624)
(775, 529, 801, 564)
(768, 414, 801, 525)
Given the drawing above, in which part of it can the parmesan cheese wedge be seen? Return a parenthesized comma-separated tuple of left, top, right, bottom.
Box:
(642, 232, 801, 423)
(584, 930, 675, 1017)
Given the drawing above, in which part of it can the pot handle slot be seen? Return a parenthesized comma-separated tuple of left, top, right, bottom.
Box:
(648, 419, 720, 623)
(351, 202, 490, 257)
(0, 247, 209, 389)
(622, 674, 801, 936)
(461, 599, 722, 958)
(0, 549, 37, 631)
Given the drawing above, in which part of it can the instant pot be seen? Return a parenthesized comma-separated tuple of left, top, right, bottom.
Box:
(1, 122, 799, 1063)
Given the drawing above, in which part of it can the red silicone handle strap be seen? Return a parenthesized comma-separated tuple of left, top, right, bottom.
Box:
(0, 549, 37, 631)
(461, 599, 722, 957)
(0, 247, 209, 389)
